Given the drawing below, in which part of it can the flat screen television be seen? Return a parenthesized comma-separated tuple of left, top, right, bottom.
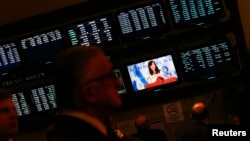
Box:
(0, 42, 22, 73)
(179, 38, 238, 81)
(29, 84, 57, 114)
(12, 91, 32, 117)
(114, 68, 127, 94)
(65, 14, 116, 48)
(115, 1, 170, 42)
(20, 28, 66, 65)
(126, 54, 179, 92)
(166, 0, 226, 28)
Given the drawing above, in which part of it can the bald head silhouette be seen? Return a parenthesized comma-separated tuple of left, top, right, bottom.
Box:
(191, 102, 209, 123)
(134, 115, 150, 130)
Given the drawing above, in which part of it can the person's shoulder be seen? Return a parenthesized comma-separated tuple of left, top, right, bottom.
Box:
(149, 129, 167, 141)
(150, 128, 165, 133)
(184, 122, 208, 136)
(148, 129, 166, 137)
(131, 132, 140, 137)
(189, 122, 208, 129)
(125, 135, 142, 141)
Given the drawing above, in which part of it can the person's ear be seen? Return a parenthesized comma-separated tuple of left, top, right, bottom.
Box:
(81, 85, 97, 103)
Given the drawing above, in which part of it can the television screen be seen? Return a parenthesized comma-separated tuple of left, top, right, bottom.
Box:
(114, 68, 127, 94)
(0, 42, 22, 72)
(30, 84, 57, 113)
(12, 91, 32, 117)
(20, 29, 66, 64)
(126, 54, 179, 92)
(66, 14, 116, 48)
(167, 0, 226, 28)
(179, 38, 237, 81)
(115, 2, 170, 42)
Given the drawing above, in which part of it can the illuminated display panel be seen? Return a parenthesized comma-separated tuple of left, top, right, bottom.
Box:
(179, 38, 238, 81)
(114, 68, 127, 94)
(126, 54, 179, 92)
(115, 2, 170, 41)
(12, 92, 32, 117)
(167, 0, 226, 28)
(30, 84, 57, 113)
(20, 29, 66, 64)
(66, 14, 116, 48)
(0, 42, 22, 72)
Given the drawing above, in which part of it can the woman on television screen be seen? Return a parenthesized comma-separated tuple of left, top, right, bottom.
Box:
(147, 60, 164, 84)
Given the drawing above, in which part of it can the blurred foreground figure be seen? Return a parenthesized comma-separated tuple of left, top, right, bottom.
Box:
(225, 114, 241, 125)
(0, 88, 19, 141)
(108, 117, 141, 141)
(47, 46, 123, 141)
(176, 102, 209, 141)
(132, 115, 167, 141)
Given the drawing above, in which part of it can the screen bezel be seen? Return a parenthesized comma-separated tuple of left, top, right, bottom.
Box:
(18, 27, 67, 66)
(166, 0, 227, 29)
(64, 13, 119, 49)
(11, 90, 33, 118)
(28, 83, 57, 115)
(114, 68, 128, 95)
(178, 37, 239, 82)
(0, 40, 23, 73)
(114, 1, 171, 43)
(125, 52, 180, 93)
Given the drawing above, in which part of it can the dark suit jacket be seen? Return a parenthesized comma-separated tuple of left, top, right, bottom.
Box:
(46, 115, 111, 141)
(175, 122, 208, 141)
(132, 128, 167, 141)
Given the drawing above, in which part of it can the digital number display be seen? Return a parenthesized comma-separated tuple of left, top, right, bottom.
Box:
(20, 29, 65, 64)
(0, 42, 22, 71)
(67, 16, 114, 47)
(30, 84, 57, 112)
(12, 92, 31, 117)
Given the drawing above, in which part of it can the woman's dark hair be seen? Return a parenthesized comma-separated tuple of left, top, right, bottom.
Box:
(148, 60, 161, 75)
